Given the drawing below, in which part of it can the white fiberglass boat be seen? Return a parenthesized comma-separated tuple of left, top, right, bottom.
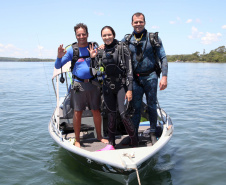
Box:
(48, 62, 173, 184)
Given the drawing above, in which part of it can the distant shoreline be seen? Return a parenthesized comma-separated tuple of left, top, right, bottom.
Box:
(1, 45, 225, 63)
(0, 60, 54, 62)
(0, 57, 55, 62)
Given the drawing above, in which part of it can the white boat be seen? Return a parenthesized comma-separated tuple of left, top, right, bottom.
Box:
(48, 62, 174, 185)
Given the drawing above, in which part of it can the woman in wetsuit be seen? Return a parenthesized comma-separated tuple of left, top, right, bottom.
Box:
(88, 26, 138, 150)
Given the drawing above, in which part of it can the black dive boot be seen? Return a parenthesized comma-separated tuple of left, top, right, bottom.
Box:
(150, 132, 157, 145)
(108, 112, 117, 146)
(122, 116, 138, 147)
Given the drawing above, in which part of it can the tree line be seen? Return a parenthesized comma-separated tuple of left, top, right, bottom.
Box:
(167, 46, 226, 63)
(1, 46, 226, 63)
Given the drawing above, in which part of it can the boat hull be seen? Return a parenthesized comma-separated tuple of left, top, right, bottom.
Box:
(48, 108, 173, 184)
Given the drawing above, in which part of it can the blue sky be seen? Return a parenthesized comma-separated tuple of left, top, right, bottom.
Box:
(0, 0, 225, 59)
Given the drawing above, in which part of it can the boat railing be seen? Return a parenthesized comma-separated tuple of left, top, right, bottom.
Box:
(52, 61, 72, 98)
(52, 61, 72, 130)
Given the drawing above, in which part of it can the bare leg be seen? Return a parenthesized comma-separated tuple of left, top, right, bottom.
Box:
(91, 109, 109, 144)
(73, 110, 83, 148)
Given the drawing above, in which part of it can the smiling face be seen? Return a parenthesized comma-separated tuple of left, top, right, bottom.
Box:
(75, 27, 88, 47)
(101, 28, 114, 45)
(131, 14, 145, 33)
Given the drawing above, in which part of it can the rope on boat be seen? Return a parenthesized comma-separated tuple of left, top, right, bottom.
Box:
(135, 167, 141, 185)
(122, 153, 142, 185)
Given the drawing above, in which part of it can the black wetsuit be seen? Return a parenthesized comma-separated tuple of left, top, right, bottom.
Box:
(96, 39, 138, 146)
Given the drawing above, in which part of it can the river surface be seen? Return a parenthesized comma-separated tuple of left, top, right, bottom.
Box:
(0, 62, 226, 185)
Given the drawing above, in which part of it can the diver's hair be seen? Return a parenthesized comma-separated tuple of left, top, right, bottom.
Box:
(74, 23, 88, 34)
(132, 12, 145, 22)
(101, 26, 116, 38)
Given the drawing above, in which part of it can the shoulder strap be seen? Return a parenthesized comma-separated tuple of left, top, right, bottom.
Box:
(71, 42, 79, 71)
(97, 49, 104, 67)
(117, 41, 127, 72)
(149, 32, 161, 78)
(117, 41, 122, 64)
(149, 32, 160, 47)
(124, 34, 133, 45)
(149, 32, 155, 46)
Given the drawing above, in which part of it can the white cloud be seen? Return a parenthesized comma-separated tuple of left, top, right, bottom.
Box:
(188, 27, 222, 45)
(0, 43, 55, 58)
(169, 17, 182, 25)
(36, 45, 44, 57)
(0, 43, 21, 57)
(196, 19, 201, 23)
(38, 45, 44, 50)
(186, 19, 192, 23)
(222, 25, 226, 29)
(201, 32, 222, 45)
(35, 47, 56, 59)
(188, 26, 203, 39)
(0, 43, 18, 50)
(169, 21, 176, 24)
(13, 51, 21, 56)
(5, 44, 16, 49)
(94, 11, 104, 16)
(151, 25, 160, 29)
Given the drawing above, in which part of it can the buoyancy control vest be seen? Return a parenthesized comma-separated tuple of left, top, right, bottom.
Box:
(99, 41, 128, 79)
(124, 32, 162, 78)
(102, 45, 124, 77)
(65, 42, 99, 82)
(70, 42, 99, 72)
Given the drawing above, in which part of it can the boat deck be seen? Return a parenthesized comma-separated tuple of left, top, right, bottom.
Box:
(62, 132, 153, 152)
(58, 110, 157, 152)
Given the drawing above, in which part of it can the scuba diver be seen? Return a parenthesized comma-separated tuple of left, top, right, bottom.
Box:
(55, 23, 108, 148)
(122, 12, 168, 145)
(88, 26, 138, 150)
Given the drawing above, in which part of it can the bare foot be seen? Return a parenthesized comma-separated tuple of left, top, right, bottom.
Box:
(74, 141, 81, 148)
(97, 137, 109, 144)
(167, 125, 173, 130)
